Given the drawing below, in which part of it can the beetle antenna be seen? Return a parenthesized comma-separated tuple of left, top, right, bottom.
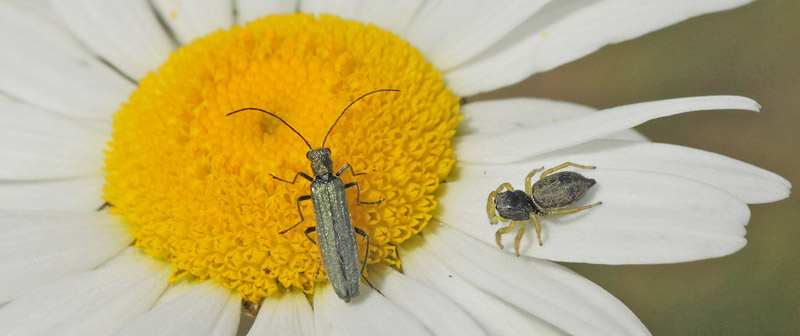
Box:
(226, 108, 313, 150)
(321, 89, 400, 148)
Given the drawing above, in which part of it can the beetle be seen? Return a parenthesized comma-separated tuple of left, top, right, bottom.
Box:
(487, 162, 602, 256)
(226, 89, 398, 302)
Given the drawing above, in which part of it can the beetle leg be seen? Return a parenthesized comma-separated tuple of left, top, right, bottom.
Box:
(543, 201, 602, 216)
(278, 195, 312, 234)
(303, 226, 317, 245)
(270, 171, 313, 184)
(308, 228, 322, 287)
(531, 215, 543, 246)
(353, 227, 370, 277)
(540, 162, 596, 179)
(344, 181, 382, 205)
(487, 183, 515, 224)
(354, 227, 384, 296)
(494, 221, 519, 250)
(360, 272, 383, 296)
(336, 163, 367, 177)
(524, 167, 545, 195)
(96, 201, 112, 212)
(304, 228, 323, 291)
(313, 263, 322, 284)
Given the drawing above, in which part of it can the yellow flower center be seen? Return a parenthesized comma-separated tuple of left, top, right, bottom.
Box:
(102, 14, 460, 301)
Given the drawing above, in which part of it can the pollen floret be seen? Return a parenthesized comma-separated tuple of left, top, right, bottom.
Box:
(102, 14, 460, 301)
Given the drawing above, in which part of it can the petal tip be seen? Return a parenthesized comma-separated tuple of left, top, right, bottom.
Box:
(713, 95, 760, 112)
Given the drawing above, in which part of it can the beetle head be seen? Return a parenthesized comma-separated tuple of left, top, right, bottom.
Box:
(307, 148, 333, 176)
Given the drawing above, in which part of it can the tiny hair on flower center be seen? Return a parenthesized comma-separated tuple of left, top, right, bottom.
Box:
(102, 13, 460, 301)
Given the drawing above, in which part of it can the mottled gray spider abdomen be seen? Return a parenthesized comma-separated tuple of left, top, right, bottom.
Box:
(531, 171, 596, 210)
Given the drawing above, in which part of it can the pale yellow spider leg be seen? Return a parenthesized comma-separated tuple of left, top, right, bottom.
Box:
(531, 214, 543, 246)
(489, 214, 506, 224)
(495, 221, 518, 249)
(497, 183, 514, 192)
(524, 167, 545, 195)
(487, 183, 515, 224)
(540, 162, 596, 179)
(514, 220, 527, 256)
(487, 191, 499, 224)
(542, 202, 603, 216)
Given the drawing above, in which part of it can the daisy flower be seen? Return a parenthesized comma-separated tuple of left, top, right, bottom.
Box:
(0, 1, 790, 335)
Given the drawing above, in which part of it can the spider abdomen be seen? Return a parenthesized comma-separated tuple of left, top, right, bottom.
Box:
(531, 172, 596, 211)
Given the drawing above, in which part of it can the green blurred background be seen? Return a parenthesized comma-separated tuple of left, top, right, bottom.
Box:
(481, 1, 798, 334)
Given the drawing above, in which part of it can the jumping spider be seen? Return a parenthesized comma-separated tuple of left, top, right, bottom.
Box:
(487, 162, 602, 256)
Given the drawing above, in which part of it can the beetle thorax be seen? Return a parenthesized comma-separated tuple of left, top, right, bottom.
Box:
(307, 148, 334, 176)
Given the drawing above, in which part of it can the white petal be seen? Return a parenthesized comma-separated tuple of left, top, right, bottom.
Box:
(456, 96, 759, 163)
(209, 293, 242, 336)
(460, 97, 594, 135)
(400, 243, 563, 336)
(80, 117, 115, 134)
(248, 290, 314, 336)
(425, 226, 650, 336)
(447, 0, 754, 95)
(152, 279, 197, 307)
(0, 248, 171, 336)
(299, 0, 360, 17)
(0, 212, 131, 303)
(147, 279, 240, 336)
(346, 0, 423, 35)
(370, 266, 487, 336)
(440, 169, 750, 264)
(0, 176, 105, 212)
(460, 97, 647, 141)
(313, 282, 432, 336)
(152, 0, 234, 45)
(403, 0, 549, 70)
(236, 0, 297, 24)
(115, 280, 239, 336)
(0, 100, 106, 180)
(602, 129, 649, 142)
(6, 0, 60, 22)
(49, 0, 176, 80)
(460, 139, 791, 204)
(0, 3, 134, 119)
(300, 0, 423, 35)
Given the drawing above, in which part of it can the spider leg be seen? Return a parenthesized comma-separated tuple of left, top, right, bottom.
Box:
(487, 183, 515, 224)
(542, 202, 603, 216)
(525, 167, 545, 195)
(494, 221, 519, 250)
(541, 162, 596, 178)
(513, 220, 527, 257)
(531, 214, 543, 246)
(487, 191, 499, 224)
